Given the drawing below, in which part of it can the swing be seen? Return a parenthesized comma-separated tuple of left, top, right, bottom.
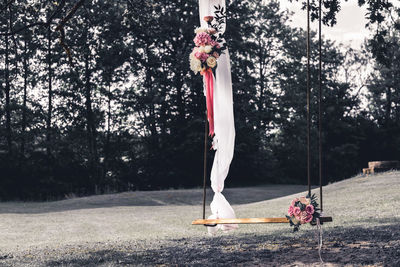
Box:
(192, 0, 333, 227)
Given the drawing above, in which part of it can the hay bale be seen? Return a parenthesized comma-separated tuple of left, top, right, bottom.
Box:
(368, 161, 400, 173)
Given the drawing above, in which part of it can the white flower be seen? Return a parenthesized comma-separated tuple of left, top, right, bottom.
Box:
(194, 27, 207, 34)
(204, 45, 212, 53)
(212, 138, 218, 150)
(199, 46, 206, 53)
(206, 56, 217, 68)
(190, 51, 202, 74)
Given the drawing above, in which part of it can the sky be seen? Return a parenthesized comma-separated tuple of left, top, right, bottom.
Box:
(278, 0, 400, 49)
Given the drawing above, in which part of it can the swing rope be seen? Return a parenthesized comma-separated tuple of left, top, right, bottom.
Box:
(318, 0, 323, 212)
(202, 112, 208, 220)
(306, 0, 312, 197)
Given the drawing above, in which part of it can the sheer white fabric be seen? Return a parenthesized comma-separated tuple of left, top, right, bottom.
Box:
(199, 0, 237, 233)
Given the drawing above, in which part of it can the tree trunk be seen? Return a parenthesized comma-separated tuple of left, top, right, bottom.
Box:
(4, 1, 12, 155)
(85, 52, 99, 189)
(385, 86, 392, 127)
(21, 36, 28, 156)
(144, 46, 158, 143)
(107, 83, 111, 143)
(102, 79, 112, 193)
(46, 25, 52, 156)
(258, 44, 265, 131)
(175, 71, 185, 124)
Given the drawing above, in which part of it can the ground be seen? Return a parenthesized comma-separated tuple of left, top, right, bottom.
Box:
(0, 172, 399, 266)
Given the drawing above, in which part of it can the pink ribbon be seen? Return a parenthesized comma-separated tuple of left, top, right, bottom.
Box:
(201, 68, 214, 136)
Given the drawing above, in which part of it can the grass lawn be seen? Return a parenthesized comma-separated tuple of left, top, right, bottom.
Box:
(0, 171, 399, 266)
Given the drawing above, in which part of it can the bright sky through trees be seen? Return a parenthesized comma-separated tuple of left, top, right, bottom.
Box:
(279, 0, 400, 49)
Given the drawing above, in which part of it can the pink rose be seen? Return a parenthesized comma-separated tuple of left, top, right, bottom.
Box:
(204, 16, 214, 22)
(293, 207, 301, 216)
(291, 198, 299, 207)
(199, 52, 209, 62)
(193, 32, 212, 46)
(210, 40, 221, 49)
(304, 214, 313, 223)
(305, 204, 314, 215)
(194, 51, 209, 62)
(194, 52, 202, 59)
(298, 211, 312, 224)
(288, 205, 294, 216)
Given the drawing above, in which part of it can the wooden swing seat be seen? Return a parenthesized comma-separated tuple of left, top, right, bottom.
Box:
(192, 216, 332, 225)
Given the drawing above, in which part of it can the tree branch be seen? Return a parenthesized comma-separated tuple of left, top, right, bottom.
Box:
(351, 84, 367, 103)
(54, 0, 86, 31)
(53, 0, 86, 66)
(1, 0, 86, 66)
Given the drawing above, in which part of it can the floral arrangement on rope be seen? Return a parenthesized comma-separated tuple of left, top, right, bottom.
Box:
(189, 5, 227, 137)
(189, 5, 227, 75)
(286, 193, 321, 232)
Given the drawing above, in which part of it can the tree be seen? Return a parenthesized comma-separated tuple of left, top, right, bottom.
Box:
(273, 26, 364, 183)
(2, 0, 13, 156)
(0, 0, 398, 200)
(365, 7, 400, 160)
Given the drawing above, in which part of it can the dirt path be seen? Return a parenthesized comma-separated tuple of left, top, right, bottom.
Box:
(1, 223, 399, 266)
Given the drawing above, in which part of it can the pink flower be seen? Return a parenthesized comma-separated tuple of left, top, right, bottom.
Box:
(213, 52, 219, 58)
(204, 16, 214, 22)
(293, 207, 301, 216)
(305, 204, 314, 215)
(194, 52, 202, 59)
(304, 214, 313, 223)
(210, 40, 221, 49)
(291, 198, 299, 207)
(288, 206, 294, 216)
(194, 52, 208, 61)
(200, 52, 209, 62)
(298, 211, 313, 224)
(194, 32, 212, 46)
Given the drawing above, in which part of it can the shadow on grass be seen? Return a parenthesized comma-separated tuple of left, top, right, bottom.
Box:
(0, 184, 313, 214)
(40, 223, 400, 266)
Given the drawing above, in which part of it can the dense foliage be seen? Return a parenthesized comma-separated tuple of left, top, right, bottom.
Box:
(0, 0, 399, 200)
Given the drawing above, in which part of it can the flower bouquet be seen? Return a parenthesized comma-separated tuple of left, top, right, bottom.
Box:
(189, 7, 226, 75)
(189, 6, 226, 137)
(286, 193, 321, 232)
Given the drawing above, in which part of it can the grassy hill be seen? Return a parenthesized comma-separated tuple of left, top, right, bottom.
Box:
(0, 171, 399, 266)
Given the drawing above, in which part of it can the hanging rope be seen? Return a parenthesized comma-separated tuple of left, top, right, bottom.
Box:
(317, 2, 325, 263)
(318, 0, 323, 212)
(202, 111, 208, 220)
(316, 218, 324, 263)
(306, 0, 311, 196)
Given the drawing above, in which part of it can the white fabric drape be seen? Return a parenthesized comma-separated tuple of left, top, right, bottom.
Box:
(199, 0, 237, 233)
